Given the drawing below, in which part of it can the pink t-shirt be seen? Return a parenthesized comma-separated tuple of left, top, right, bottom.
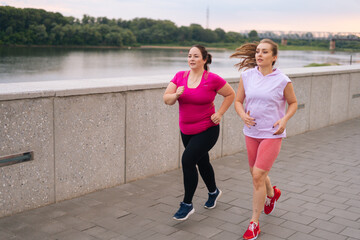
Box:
(242, 67, 291, 139)
(171, 70, 227, 135)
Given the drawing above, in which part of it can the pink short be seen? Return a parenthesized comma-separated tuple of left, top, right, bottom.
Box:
(245, 136, 282, 171)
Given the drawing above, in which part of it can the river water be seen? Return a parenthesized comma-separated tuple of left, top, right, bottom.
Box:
(0, 47, 359, 84)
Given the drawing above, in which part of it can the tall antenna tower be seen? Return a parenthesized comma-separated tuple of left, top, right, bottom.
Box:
(206, 5, 209, 29)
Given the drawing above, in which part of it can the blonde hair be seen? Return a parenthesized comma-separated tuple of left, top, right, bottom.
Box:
(230, 39, 278, 70)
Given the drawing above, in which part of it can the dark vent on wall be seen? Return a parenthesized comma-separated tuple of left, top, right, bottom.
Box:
(0, 152, 34, 167)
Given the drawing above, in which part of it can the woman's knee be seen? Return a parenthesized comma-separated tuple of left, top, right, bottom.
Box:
(181, 151, 196, 169)
(252, 170, 268, 189)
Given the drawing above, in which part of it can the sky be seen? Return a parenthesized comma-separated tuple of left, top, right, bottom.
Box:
(2, 0, 360, 33)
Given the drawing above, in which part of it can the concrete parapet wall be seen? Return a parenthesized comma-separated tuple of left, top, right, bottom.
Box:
(1, 65, 360, 217)
(54, 93, 126, 201)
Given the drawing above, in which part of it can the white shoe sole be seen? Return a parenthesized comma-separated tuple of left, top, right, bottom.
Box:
(244, 234, 259, 240)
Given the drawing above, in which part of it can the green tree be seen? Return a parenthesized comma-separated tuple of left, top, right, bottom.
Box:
(248, 30, 258, 40)
(29, 24, 48, 44)
(104, 32, 123, 46)
(5, 5, 359, 50)
(98, 24, 111, 36)
(177, 26, 192, 43)
(225, 31, 244, 43)
(49, 24, 65, 45)
(120, 29, 137, 45)
(82, 14, 95, 25)
(215, 28, 226, 41)
(81, 25, 101, 45)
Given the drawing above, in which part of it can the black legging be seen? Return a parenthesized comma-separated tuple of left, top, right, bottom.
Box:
(180, 125, 220, 204)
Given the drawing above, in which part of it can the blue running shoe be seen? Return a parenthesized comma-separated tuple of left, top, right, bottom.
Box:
(204, 188, 222, 209)
(173, 202, 195, 221)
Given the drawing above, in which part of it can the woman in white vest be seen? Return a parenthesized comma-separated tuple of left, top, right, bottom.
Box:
(231, 39, 297, 240)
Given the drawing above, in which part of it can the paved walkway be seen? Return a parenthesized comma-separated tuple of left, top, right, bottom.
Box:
(1, 118, 360, 240)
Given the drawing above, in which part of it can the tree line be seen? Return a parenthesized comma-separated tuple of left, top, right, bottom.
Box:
(1, 6, 359, 51)
(0, 6, 247, 47)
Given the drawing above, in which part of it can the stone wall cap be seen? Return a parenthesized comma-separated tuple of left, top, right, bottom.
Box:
(1, 65, 360, 101)
(284, 65, 360, 77)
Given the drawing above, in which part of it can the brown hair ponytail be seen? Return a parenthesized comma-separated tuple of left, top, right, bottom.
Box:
(230, 42, 258, 70)
(230, 39, 278, 71)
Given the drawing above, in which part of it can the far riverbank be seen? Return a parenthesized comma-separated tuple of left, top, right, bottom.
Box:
(2, 43, 359, 52)
(140, 44, 360, 52)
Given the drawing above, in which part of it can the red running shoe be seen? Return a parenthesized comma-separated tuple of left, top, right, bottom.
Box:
(243, 221, 260, 240)
(264, 186, 281, 215)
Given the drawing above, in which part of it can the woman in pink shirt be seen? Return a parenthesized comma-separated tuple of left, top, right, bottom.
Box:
(231, 39, 297, 240)
(163, 45, 235, 221)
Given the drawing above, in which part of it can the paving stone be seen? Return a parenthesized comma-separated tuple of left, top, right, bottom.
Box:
(210, 230, 239, 240)
(49, 229, 99, 240)
(301, 209, 333, 221)
(280, 220, 315, 234)
(317, 182, 338, 189)
(290, 176, 322, 186)
(8, 236, 24, 240)
(93, 230, 120, 240)
(318, 193, 349, 204)
(228, 198, 252, 210)
(108, 235, 133, 240)
(82, 226, 107, 237)
(305, 170, 334, 179)
(10, 225, 49, 240)
(276, 202, 304, 214)
(91, 216, 128, 232)
(218, 222, 243, 235)
(167, 229, 198, 239)
(260, 223, 296, 239)
(0, 229, 15, 239)
(281, 197, 307, 207)
(0, 216, 31, 232)
(149, 202, 174, 214)
(186, 212, 208, 222)
(132, 229, 157, 240)
(319, 200, 349, 210)
(201, 208, 247, 224)
(225, 206, 251, 216)
(174, 221, 222, 238)
(121, 224, 156, 238)
(260, 214, 286, 225)
(333, 185, 360, 195)
(257, 233, 287, 240)
(347, 206, 360, 214)
(288, 232, 324, 240)
(280, 212, 316, 225)
(278, 182, 308, 194)
(320, 178, 349, 187)
(330, 216, 360, 230)
(35, 220, 67, 235)
(328, 209, 360, 221)
(301, 189, 325, 198)
(310, 219, 347, 233)
(288, 192, 323, 204)
(340, 227, 360, 239)
(197, 216, 225, 227)
(310, 229, 348, 240)
(301, 202, 333, 213)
